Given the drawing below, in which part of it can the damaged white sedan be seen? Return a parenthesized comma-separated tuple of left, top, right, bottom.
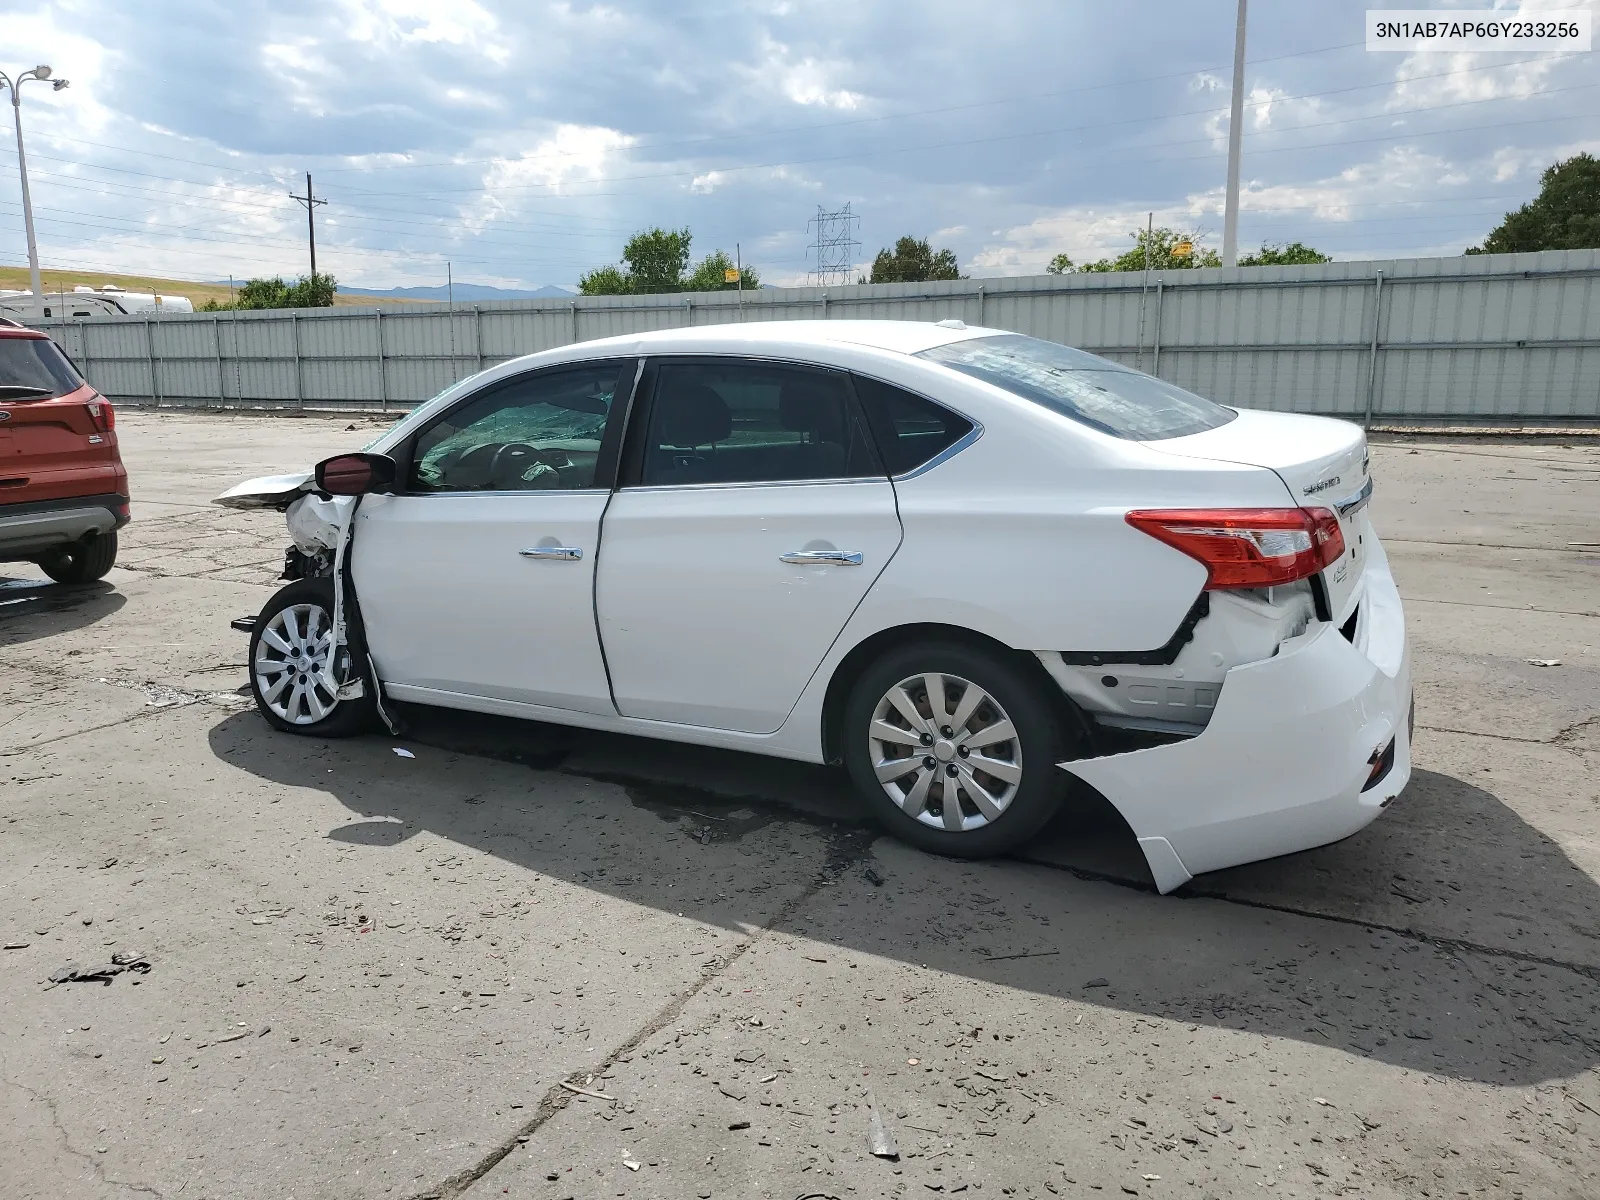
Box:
(216, 320, 1411, 892)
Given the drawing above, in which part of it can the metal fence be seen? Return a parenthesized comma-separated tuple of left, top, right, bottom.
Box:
(28, 248, 1600, 424)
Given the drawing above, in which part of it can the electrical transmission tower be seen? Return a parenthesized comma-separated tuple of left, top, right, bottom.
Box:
(807, 203, 860, 286)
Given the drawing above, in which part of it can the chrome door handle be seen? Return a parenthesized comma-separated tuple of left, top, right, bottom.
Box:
(779, 550, 863, 566)
(519, 546, 583, 560)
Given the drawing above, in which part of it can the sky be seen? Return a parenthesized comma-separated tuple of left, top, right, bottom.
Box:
(0, 0, 1596, 291)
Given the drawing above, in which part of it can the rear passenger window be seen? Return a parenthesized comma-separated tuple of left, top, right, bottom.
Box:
(852, 375, 974, 476)
(638, 361, 881, 487)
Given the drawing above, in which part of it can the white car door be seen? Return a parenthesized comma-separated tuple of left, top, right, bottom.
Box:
(352, 359, 636, 715)
(596, 357, 902, 734)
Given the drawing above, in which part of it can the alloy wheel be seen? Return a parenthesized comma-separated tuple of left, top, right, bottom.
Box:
(868, 671, 1023, 832)
(254, 603, 340, 726)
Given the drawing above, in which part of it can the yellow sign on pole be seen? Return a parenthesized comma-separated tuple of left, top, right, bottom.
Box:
(724, 267, 741, 283)
(1172, 239, 1194, 260)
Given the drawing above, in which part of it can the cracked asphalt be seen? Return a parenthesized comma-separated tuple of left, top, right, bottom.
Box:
(2, 411, 1598, 1200)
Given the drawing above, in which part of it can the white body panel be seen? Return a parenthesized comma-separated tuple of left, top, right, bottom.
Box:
(351, 491, 614, 714)
(219, 320, 1414, 892)
(597, 480, 902, 733)
(1066, 535, 1411, 892)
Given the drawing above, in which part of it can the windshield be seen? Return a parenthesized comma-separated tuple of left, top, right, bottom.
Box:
(0, 336, 84, 400)
(917, 333, 1235, 441)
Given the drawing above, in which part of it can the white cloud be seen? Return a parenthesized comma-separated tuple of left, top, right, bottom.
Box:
(337, 0, 509, 64)
(751, 34, 864, 110)
(465, 124, 635, 230)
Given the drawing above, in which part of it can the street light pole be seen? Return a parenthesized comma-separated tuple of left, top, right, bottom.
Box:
(1221, 0, 1247, 268)
(0, 65, 70, 318)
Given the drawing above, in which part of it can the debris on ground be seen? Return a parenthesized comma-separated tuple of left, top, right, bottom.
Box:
(1085, 978, 1109, 988)
(3, 942, 28, 950)
(1526, 658, 1561, 667)
(864, 866, 885, 886)
(44, 952, 151, 988)
(559, 1080, 615, 1101)
(392, 747, 416, 758)
(867, 1090, 899, 1159)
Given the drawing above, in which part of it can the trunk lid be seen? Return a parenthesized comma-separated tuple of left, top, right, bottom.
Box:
(1147, 408, 1371, 620)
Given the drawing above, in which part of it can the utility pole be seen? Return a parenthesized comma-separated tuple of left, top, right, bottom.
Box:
(1, 65, 70, 318)
(289, 172, 326, 277)
(1221, 0, 1248, 267)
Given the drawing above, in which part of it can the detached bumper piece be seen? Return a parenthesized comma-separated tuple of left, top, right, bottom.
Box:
(1062, 536, 1411, 894)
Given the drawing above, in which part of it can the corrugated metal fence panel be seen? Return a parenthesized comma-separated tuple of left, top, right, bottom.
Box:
(27, 248, 1600, 421)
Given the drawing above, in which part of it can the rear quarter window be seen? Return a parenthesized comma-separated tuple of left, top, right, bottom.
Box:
(851, 374, 974, 475)
(0, 336, 84, 399)
(917, 333, 1235, 442)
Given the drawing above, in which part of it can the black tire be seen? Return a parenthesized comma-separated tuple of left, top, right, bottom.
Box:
(248, 577, 376, 737)
(843, 640, 1073, 858)
(39, 531, 118, 584)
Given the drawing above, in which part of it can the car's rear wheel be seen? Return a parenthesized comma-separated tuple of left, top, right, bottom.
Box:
(38, 531, 118, 584)
(842, 640, 1073, 858)
(249, 577, 375, 737)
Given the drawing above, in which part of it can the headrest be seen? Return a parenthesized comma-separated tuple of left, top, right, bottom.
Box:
(656, 383, 732, 447)
(779, 379, 846, 442)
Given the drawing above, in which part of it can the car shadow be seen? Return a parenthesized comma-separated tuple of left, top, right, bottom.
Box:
(0, 574, 126, 644)
(207, 703, 1600, 1088)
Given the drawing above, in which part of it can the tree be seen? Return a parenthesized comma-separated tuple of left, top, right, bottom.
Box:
(578, 228, 760, 295)
(623, 226, 693, 293)
(201, 272, 336, 310)
(684, 249, 760, 292)
(1237, 241, 1331, 266)
(869, 236, 962, 283)
(1467, 153, 1600, 254)
(1050, 227, 1221, 273)
(576, 264, 632, 296)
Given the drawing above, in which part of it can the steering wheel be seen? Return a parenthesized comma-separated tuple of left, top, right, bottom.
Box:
(488, 442, 560, 489)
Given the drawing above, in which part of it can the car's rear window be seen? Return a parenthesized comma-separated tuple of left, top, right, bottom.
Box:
(0, 336, 84, 400)
(917, 333, 1236, 441)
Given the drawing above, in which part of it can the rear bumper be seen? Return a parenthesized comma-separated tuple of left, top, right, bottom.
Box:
(1064, 534, 1411, 893)
(0, 493, 129, 560)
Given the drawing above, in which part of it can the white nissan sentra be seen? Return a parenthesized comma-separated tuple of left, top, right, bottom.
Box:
(217, 320, 1412, 892)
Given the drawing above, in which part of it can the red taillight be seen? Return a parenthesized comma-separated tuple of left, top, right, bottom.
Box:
(1125, 507, 1345, 590)
(86, 396, 115, 431)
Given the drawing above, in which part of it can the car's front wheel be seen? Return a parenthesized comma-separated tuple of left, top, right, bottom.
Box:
(842, 640, 1073, 858)
(249, 577, 375, 737)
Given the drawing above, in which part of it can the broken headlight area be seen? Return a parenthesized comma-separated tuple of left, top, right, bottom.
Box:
(281, 544, 333, 581)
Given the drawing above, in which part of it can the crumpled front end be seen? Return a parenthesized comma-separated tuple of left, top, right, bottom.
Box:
(1064, 535, 1411, 893)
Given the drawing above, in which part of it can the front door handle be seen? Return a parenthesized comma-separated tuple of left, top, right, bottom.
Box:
(779, 550, 863, 566)
(519, 546, 583, 561)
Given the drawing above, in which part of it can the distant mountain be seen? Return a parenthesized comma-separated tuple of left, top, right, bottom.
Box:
(337, 282, 576, 301)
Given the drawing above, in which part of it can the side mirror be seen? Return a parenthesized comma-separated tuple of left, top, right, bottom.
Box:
(315, 452, 397, 496)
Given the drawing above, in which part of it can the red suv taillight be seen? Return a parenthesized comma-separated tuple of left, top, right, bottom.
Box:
(86, 396, 115, 431)
(1125, 507, 1345, 590)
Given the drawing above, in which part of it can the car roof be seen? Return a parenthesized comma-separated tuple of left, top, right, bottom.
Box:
(574, 319, 995, 358)
(0, 324, 48, 339)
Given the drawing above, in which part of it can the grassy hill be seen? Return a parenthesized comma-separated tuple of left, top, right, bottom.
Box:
(0, 267, 422, 309)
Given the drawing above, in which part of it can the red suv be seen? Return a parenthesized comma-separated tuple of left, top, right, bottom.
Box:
(0, 321, 128, 583)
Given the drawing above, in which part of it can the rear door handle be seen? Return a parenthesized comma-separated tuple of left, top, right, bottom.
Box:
(519, 546, 583, 561)
(779, 550, 863, 566)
